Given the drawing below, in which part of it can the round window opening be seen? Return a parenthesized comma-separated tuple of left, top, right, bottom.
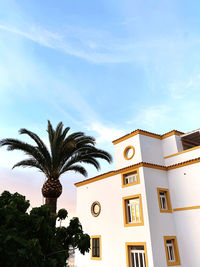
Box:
(124, 146, 135, 160)
(91, 201, 101, 217)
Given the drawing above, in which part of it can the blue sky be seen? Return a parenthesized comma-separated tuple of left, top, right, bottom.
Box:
(0, 0, 200, 216)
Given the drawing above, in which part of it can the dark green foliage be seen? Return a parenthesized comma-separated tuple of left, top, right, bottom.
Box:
(0, 191, 90, 267)
(57, 209, 68, 221)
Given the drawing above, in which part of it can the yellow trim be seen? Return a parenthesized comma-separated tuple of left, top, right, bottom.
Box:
(122, 194, 144, 227)
(164, 145, 200, 159)
(121, 168, 140, 188)
(157, 188, 172, 213)
(173, 205, 200, 211)
(125, 242, 148, 267)
(164, 236, 181, 266)
(124, 145, 135, 160)
(75, 162, 166, 187)
(112, 129, 183, 145)
(75, 157, 200, 187)
(168, 157, 200, 170)
(75, 170, 115, 187)
(91, 235, 101, 260)
(162, 130, 183, 139)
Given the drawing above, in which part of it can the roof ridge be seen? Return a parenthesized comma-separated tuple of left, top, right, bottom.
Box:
(112, 129, 184, 144)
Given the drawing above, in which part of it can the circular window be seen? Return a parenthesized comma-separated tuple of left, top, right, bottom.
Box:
(91, 201, 101, 217)
(124, 146, 135, 160)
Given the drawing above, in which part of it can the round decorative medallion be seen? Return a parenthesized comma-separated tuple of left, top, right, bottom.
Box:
(91, 201, 101, 217)
(124, 146, 135, 160)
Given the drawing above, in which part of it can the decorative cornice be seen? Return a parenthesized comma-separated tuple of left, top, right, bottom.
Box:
(167, 157, 200, 170)
(75, 157, 200, 187)
(75, 162, 166, 187)
(112, 129, 183, 145)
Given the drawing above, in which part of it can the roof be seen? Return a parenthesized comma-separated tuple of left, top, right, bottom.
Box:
(112, 129, 184, 144)
(181, 129, 200, 145)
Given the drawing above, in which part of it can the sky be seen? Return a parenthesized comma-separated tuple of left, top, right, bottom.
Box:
(0, 0, 200, 219)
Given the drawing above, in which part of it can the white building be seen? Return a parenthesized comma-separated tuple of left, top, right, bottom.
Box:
(75, 129, 200, 267)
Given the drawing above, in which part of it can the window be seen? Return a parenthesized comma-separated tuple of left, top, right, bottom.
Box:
(121, 169, 140, 187)
(123, 194, 144, 227)
(91, 236, 101, 260)
(91, 201, 101, 217)
(126, 242, 148, 267)
(124, 146, 135, 160)
(164, 236, 180, 266)
(157, 188, 172, 213)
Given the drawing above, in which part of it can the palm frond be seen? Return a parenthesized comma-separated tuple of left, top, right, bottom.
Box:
(0, 138, 50, 174)
(12, 159, 46, 173)
(19, 128, 51, 169)
(0, 121, 112, 182)
(60, 164, 87, 177)
(76, 136, 96, 146)
(47, 120, 55, 151)
(83, 148, 112, 163)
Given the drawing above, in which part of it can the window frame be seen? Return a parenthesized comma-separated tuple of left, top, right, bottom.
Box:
(125, 242, 148, 267)
(91, 235, 101, 260)
(163, 236, 181, 266)
(124, 146, 135, 160)
(121, 168, 140, 188)
(123, 194, 144, 227)
(157, 188, 172, 213)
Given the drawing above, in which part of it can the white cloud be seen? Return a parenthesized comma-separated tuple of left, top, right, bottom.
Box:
(86, 121, 125, 144)
(127, 105, 171, 131)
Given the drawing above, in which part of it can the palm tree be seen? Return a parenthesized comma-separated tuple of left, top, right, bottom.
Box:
(0, 121, 112, 215)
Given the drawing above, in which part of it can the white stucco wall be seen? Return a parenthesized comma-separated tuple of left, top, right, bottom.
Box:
(75, 130, 200, 267)
(171, 210, 200, 266)
(162, 135, 182, 158)
(164, 147, 200, 166)
(75, 168, 154, 267)
(114, 135, 142, 170)
(166, 164, 200, 267)
(143, 167, 178, 267)
(167, 163, 200, 208)
(139, 135, 164, 165)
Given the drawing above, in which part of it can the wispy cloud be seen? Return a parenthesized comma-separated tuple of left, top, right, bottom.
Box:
(0, 23, 129, 63)
(1, 22, 199, 65)
(169, 73, 200, 99)
(127, 105, 171, 131)
(0, 24, 61, 49)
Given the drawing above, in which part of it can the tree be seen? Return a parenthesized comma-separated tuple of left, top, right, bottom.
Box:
(0, 121, 112, 214)
(0, 190, 90, 267)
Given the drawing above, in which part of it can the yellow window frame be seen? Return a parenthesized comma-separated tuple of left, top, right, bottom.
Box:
(122, 194, 144, 227)
(91, 235, 101, 260)
(121, 168, 140, 188)
(125, 242, 148, 267)
(157, 188, 172, 213)
(163, 236, 181, 266)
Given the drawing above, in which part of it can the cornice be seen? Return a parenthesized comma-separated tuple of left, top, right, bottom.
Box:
(75, 157, 200, 187)
(75, 162, 166, 187)
(112, 129, 183, 145)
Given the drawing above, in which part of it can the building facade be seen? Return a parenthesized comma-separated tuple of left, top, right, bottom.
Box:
(75, 129, 200, 267)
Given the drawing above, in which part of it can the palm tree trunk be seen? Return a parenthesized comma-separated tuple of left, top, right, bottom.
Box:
(42, 178, 62, 216)
(45, 197, 57, 216)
